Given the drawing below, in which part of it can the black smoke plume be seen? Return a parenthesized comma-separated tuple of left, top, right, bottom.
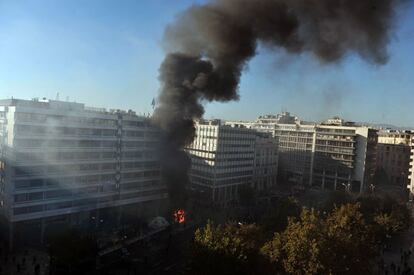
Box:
(152, 0, 403, 208)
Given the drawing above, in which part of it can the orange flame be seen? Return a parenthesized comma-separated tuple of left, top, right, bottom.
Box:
(174, 209, 186, 224)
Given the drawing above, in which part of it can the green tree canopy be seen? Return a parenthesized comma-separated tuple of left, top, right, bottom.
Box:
(262, 204, 380, 275)
(190, 194, 411, 275)
(189, 220, 266, 275)
(322, 191, 353, 212)
(324, 203, 378, 274)
(261, 208, 326, 275)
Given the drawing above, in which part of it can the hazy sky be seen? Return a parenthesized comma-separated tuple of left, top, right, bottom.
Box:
(1, 0, 413, 127)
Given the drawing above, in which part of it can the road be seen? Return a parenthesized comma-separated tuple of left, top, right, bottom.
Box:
(98, 223, 196, 275)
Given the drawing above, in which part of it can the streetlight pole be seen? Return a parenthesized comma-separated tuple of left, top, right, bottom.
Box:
(341, 183, 351, 193)
(369, 184, 375, 193)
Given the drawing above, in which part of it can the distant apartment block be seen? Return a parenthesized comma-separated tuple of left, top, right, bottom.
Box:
(186, 120, 278, 205)
(253, 134, 278, 192)
(228, 113, 378, 192)
(376, 130, 412, 186)
(273, 123, 315, 186)
(0, 98, 167, 247)
(312, 123, 377, 192)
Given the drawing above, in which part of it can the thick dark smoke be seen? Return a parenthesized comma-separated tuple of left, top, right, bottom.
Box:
(152, 0, 402, 208)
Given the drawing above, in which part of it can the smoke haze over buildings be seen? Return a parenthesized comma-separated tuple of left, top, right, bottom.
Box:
(152, 0, 404, 206)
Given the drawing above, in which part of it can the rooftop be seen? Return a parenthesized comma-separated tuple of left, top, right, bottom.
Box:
(0, 97, 147, 118)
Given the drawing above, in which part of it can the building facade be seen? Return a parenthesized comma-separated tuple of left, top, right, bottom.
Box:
(376, 130, 412, 187)
(186, 120, 278, 205)
(253, 134, 278, 192)
(312, 125, 377, 192)
(230, 113, 378, 192)
(273, 123, 315, 186)
(0, 98, 167, 247)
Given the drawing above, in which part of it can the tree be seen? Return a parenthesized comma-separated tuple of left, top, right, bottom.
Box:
(389, 202, 411, 230)
(190, 195, 411, 275)
(357, 193, 411, 241)
(189, 220, 266, 275)
(357, 193, 392, 222)
(373, 212, 396, 239)
(324, 203, 379, 274)
(262, 204, 381, 275)
(373, 202, 411, 239)
(322, 191, 353, 212)
(261, 208, 326, 275)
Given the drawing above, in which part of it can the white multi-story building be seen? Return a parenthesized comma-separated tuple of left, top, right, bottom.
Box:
(0, 98, 167, 247)
(273, 123, 316, 186)
(378, 130, 412, 145)
(229, 113, 378, 192)
(253, 134, 278, 192)
(186, 120, 278, 205)
(312, 124, 377, 193)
